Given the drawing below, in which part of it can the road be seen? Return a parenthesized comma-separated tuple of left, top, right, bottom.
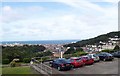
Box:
(43, 58, 119, 74)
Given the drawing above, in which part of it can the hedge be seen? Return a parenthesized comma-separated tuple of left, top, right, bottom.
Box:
(101, 49, 114, 53)
(23, 58, 31, 63)
(2, 59, 10, 64)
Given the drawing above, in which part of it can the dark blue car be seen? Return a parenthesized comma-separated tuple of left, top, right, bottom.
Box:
(49, 58, 72, 71)
(97, 52, 114, 61)
(112, 51, 120, 58)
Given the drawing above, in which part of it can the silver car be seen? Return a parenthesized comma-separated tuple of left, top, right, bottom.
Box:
(87, 54, 99, 62)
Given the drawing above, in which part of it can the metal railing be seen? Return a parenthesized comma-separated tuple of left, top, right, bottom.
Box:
(32, 59, 52, 75)
(37, 63, 52, 74)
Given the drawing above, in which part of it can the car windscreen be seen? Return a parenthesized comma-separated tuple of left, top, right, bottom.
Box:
(117, 51, 120, 54)
(75, 59, 81, 62)
(93, 54, 98, 57)
(82, 57, 89, 60)
(105, 53, 112, 56)
(58, 59, 69, 63)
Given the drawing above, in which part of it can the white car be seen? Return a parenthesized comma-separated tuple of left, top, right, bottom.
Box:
(87, 54, 99, 62)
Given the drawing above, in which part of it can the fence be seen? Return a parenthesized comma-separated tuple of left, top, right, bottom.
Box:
(31, 59, 53, 75)
(37, 63, 52, 74)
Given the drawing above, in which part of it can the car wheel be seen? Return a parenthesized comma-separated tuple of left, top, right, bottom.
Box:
(71, 65, 74, 68)
(57, 66, 61, 71)
(82, 63, 85, 66)
(103, 59, 106, 61)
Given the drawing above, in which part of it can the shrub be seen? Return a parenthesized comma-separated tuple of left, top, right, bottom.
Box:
(15, 63, 21, 67)
(113, 45, 120, 50)
(72, 52, 88, 57)
(64, 47, 75, 54)
(109, 50, 115, 53)
(10, 61, 21, 67)
(10, 61, 16, 67)
(42, 57, 48, 61)
(63, 54, 72, 59)
(2, 59, 10, 64)
(38, 57, 50, 62)
(72, 53, 78, 57)
(23, 58, 31, 63)
(80, 52, 88, 56)
(101, 49, 112, 53)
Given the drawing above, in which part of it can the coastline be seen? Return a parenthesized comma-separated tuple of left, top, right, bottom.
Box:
(1, 40, 80, 45)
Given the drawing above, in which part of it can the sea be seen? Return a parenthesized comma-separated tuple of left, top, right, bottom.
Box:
(2, 40, 80, 45)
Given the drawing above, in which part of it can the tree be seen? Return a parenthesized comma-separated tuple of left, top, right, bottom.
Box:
(2, 45, 46, 64)
(64, 31, 120, 47)
(64, 47, 84, 54)
(64, 47, 75, 54)
(23, 58, 31, 63)
(2, 59, 10, 64)
(113, 45, 120, 51)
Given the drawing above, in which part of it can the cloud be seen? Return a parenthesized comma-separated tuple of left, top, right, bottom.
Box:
(2, 6, 24, 23)
(3, 6, 12, 11)
(1, 0, 119, 3)
(1, 1, 118, 41)
(1, 5, 45, 23)
(57, 0, 105, 13)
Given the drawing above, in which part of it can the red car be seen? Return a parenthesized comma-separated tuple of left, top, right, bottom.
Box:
(68, 57, 84, 68)
(80, 56, 94, 65)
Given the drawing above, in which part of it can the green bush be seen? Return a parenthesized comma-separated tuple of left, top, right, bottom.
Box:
(64, 47, 75, 54)
(15, 63, 21, 67)
(102, 49, 110, 53)
(10, 61, 21, 67)
(38, 57, 50, 62)
(109, 50, 116, 53)
(2, 59, 10, 64)
(113, 45, 120, 50)
(80, 52, 88, 56)
(23, 58, 31, 63)
(72, 53, 79, 57)
(101, 49, 113, 53)
(72, 52, 88, 57)
(10, 61, 16, 67)
(42, 57, 48, 61)
(63, 54, 72, 59)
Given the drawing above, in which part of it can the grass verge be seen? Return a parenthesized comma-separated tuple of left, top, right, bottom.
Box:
(2, 66, 33, 74)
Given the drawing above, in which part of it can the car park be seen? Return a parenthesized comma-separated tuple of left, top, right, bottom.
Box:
(68, 57, 84, 68)
(49, 58, 72, 71)
(111, 51, 120, 58)
(80, 56, 94, 65)
(97, 52, 114, 61)
(87, 53, 100, 62)
(47, 58, 118, 74)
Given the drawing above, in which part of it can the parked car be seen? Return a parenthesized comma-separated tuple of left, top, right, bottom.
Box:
(97, 52, 114, 61)
(80, 56, 94, 65)
(87, 54, 100, 62)
(68, 57, 84, 68)
(112, 51, 120, 58)
(49, 58, 72, 71)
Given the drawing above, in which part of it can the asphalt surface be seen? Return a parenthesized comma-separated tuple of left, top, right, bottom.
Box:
(44, 58, 119, 74)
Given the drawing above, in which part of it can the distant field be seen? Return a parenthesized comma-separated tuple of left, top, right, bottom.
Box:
(2, 66, 33, 74)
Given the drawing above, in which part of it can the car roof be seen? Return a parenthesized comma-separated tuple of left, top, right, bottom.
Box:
(55, 58, 66, 61)
(101, 52, 111, 54)
(116, 51, 120, 53)
(81, 55, 88, 57)
(70, 57, 79, 59)
(101, 52, 108, 53)
(100, 52, 112, 55)
(88, 53, 96, 55)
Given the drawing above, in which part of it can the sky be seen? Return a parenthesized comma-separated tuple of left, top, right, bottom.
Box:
(1, 0, 119, 41)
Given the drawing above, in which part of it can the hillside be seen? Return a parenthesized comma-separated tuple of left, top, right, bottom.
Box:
(2, 45, 52, 64)
(64, 31, 120, 47)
